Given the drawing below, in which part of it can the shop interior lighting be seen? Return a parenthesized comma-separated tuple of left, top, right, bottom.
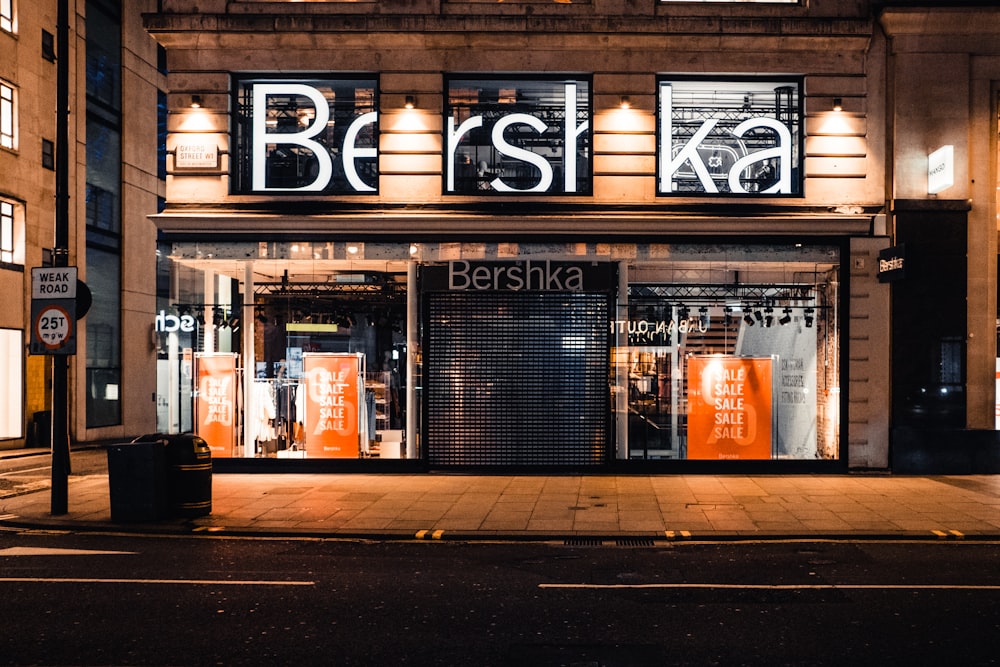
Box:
(753, 307, 764, 324)
(778, 308, 793, 325)
(404, 95, 416, 109)
(763, 307, 774, 328)
(804, 307, 815, 328)
(743, 312, 755, 326)
(619, 95, 631, 109)
(190, 95, 202, 109)
(698, 306, 710, 329)
(677, 305, 689, 321)
(832, 97, 842, 112)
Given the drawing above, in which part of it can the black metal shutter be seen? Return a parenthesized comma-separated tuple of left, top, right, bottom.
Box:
(426, 291, 609, 467)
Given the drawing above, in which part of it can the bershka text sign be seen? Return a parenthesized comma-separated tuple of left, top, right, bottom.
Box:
(235, 77, 378, 194)
(423, 261, 613, 292)
(658, 78, 802, 196)
(445, 77, 591, 195)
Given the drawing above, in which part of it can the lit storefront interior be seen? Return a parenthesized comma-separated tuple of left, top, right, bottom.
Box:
(156, 241, 841, 469)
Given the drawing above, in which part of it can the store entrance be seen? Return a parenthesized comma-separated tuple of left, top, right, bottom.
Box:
(424, 289, 612, 468)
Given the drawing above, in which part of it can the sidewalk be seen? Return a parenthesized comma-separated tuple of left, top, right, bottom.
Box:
(2, 452, 1000, 541)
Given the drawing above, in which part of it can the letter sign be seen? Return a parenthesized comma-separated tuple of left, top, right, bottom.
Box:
(658, 78, 802, 196)
(445, 77, 591, 195)
(235, 77, 379, 194)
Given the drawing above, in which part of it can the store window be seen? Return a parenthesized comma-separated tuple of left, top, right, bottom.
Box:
(613, 244, 840, 461)
(0, 328, 22, 439)
(445, 75, 591, 195)
(156, 240, 841, 466)
(231, 75, 378, 194)
(658, 76, 803, 196)
(1, 198, 25, 266)
(156, 241, 411, 460)
(1, 80, 15, 150)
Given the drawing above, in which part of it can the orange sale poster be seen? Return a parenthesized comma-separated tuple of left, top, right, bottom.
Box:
(687, 356, 773, 460)
(303, 353, 361, 458)
(195, 353, 237, 456)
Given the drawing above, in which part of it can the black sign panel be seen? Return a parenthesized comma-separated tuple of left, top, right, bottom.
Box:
(878, 244, 906, 283)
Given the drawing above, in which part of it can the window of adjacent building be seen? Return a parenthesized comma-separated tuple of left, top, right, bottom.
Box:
(1, 80, 15, 150)
(0, 198, 24, 266)
(85, 0, 122, 428)
(42, 29, 55, 62)
(0, 0, 13, 34)
(42, 138, 54, 170)
(0, 328, 23, 439)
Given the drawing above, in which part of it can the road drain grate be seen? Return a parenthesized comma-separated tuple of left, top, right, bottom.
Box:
(616, 538, 655, 547)
(564, 538, 604, 547)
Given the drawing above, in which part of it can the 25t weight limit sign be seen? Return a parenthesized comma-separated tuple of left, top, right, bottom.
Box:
(29, 267, 78, 356)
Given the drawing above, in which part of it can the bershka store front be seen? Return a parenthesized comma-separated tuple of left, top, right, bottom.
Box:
(155, 240, 844, 472)
(153, 71, 866, 472)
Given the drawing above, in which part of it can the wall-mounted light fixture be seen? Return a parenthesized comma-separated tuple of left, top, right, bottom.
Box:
(619, 95, 631, 110)
(190, 94, 203, 109)
(404, 95, 416, 109)
(832, 97, 843, 112)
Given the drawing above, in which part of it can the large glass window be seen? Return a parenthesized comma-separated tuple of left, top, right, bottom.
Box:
(613, 244, 840, 461)
(157, 242, 412, 460)
(445, 75, 591, 195)
(0, 328, 22, 438)
(1, 80, 15, 150)
(157, 241, 841, 466)
(232, 76, 378, 194)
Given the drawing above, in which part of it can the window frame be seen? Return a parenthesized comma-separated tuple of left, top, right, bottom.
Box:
(1, 79, 16, 151)
(0, 197, 25, 267)
(0, 0, 14, 34)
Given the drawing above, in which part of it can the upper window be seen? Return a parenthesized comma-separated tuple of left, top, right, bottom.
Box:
(0, 198, 25, 266)
(1, 0, 13, 34)
(658, 76, 803, 197)
(445, 75, 591, 196)
(1, 80, 15, 151)
(232, 75, 378, 195)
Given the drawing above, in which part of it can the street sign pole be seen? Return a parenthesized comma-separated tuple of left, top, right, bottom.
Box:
(51, 0, 71, 515)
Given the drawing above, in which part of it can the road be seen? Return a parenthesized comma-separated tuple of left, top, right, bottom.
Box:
(1, 528, 999, 666)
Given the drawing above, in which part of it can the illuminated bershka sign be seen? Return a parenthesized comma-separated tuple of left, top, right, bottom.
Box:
(233, 77, 378, 194)
(658, 77, 803, 196)
(444, 77, 591, 195)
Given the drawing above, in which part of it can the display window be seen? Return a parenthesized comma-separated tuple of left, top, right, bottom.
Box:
(155, 240, 841, 466)
(613, 244, 840, 461)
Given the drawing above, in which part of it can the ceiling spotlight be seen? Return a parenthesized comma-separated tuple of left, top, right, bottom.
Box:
(763, 307, 774, 328)
(743, 312, 755, 326)
(804, 308, 815, 328)
(832, 97, 843, 112)
(190, 94, 203, 109)
(754, 308, 764, 324)
(404, 95, 416, 109)
(699, 306, 710, 329)
(779, 308, 792, 326)
(619, 95, 631, 110)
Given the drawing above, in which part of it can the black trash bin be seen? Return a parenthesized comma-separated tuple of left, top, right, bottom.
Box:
(133, 433, 212, 518)
(107, 441, 168, 522)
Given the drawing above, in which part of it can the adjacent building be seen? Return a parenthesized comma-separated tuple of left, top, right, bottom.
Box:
(0, 0, 163, 452)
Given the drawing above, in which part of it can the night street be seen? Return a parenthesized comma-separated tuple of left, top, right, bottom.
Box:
(2, 529, 999, 666)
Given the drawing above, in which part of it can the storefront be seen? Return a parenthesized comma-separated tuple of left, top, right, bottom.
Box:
(151, 53, 872, 472)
